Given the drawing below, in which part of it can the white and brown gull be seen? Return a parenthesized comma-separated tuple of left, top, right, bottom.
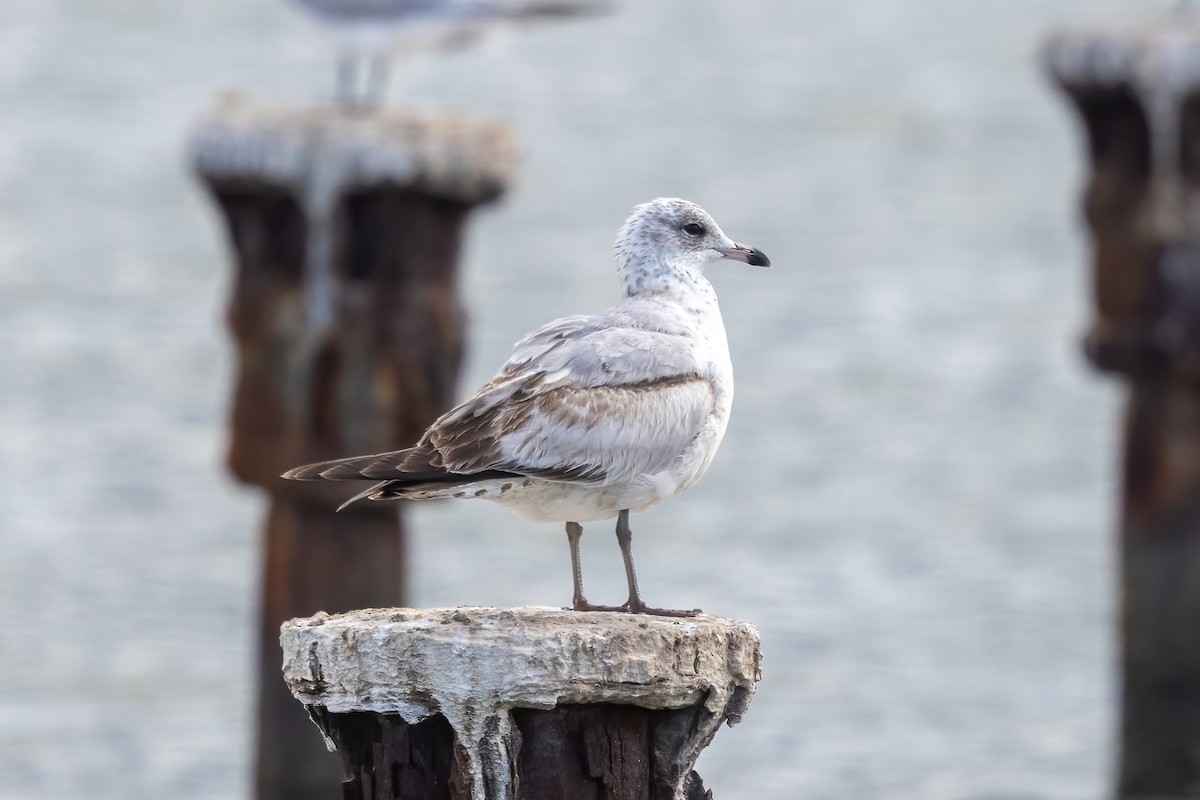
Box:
(284, 197, 770, 616)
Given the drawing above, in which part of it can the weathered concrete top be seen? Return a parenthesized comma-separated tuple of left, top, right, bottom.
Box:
(282, 606, 760, 717)
(1042, 18, 1200, 92)
(281, 606, 761, 800)
(189, 94, 516, 203)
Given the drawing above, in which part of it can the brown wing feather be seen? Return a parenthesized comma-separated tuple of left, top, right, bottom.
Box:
(283, 444, 523, 485)
(279, 452, 385, 481)
(282, 446, 460, 482)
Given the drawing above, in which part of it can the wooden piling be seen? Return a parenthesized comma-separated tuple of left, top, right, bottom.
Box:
(1045, 22, 1200, 799)
(280, 607, 762, 800)
(189, 95, 515, 800)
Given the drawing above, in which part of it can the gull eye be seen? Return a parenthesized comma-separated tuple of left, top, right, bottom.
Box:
(682, 222, 706, 236)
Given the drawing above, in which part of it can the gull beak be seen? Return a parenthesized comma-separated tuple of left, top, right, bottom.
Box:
(719, 242, 771, 268)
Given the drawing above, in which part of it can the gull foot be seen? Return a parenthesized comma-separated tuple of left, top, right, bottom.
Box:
(570, 598, 628, 613)
(567, 598, 702, 617)
(624, 601, 702, 618)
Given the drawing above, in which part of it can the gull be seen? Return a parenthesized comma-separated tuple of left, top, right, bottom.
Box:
(283, 198, 770, 616)
(289, 0, 612, 108)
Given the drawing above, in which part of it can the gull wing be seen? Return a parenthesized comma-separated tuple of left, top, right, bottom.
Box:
(415, 314, 715, 485)
(284, 314, 717, 487)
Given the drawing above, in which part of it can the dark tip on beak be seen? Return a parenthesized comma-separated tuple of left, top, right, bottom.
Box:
(721, 243, 771, 268)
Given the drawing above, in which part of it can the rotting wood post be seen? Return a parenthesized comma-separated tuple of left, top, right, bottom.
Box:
(189, 95, 515, 800)
(1044, 19, 1200, 799)
(280, 607, 762, 800)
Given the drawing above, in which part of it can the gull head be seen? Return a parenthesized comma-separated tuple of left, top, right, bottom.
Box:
(615, 198, 769, 296)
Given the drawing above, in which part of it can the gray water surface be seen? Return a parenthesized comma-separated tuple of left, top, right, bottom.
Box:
(0, 0, 1144, 797)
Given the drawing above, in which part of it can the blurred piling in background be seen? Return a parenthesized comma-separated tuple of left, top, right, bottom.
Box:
(280, 607, 761, 800)
(189, 96, 514, 798)
(1045, 17, 1200, 799)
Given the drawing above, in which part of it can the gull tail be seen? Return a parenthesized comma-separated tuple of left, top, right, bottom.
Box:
(336, 481, 390, 512)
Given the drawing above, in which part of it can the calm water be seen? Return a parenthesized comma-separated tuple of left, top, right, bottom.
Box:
(0, 0, 1153, 797)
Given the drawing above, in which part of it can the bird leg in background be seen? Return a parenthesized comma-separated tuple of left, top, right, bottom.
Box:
(336, 51, 358, 107)
(615, 510, 701, 618)
(365, 54, 391, 108)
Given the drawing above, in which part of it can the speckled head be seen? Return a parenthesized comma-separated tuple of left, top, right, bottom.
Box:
(614, 198, 769, 296)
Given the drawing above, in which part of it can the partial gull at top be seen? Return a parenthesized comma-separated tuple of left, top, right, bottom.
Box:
(290, 0, 613, 107)
(283, 198, 770, 616)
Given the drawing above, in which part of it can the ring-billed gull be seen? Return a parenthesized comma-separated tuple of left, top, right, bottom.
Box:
(283, 198, 770, 616)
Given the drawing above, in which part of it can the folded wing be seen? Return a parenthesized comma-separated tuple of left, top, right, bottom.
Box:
(282, 317, 714, 488)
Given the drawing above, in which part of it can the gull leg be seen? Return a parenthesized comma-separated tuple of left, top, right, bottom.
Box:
(336, 51, 358, 108)
(365, 54, 391, 108)
(565, 521, 622, 612)
(615, 509, 700, 617)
